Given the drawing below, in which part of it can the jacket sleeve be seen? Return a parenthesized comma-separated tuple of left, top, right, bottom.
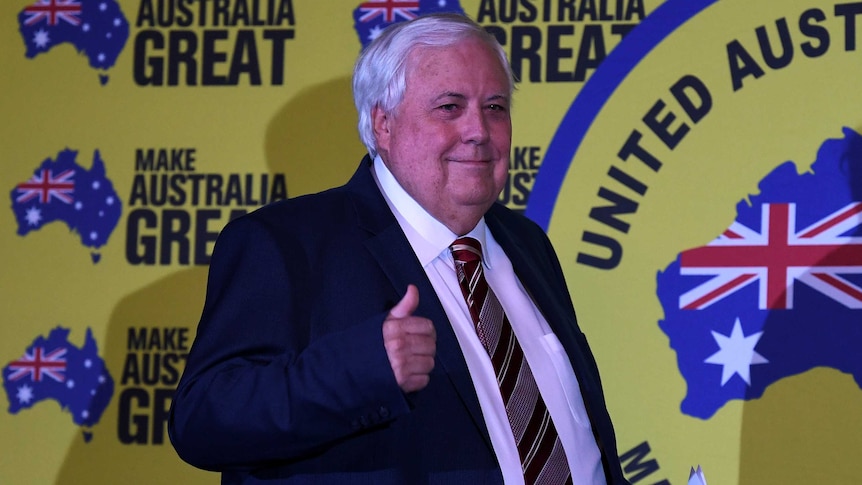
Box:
(168, 215, 410, 471)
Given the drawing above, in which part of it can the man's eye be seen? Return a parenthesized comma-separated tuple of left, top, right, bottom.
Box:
(487, 104, 507, 112)
(438, 104, 458, 111)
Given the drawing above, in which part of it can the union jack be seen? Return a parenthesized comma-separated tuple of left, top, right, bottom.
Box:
(16, 168, 75, 204)
(357, 0, 420, 23)
(23, 0, 82, 27)
(679, 202, 862, 310)
(7, 347, 67, 382)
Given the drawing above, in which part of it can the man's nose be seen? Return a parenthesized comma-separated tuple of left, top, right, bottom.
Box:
(460, 107, 491, 145)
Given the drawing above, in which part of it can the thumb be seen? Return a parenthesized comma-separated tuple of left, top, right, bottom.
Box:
(388, 284, 419, 319)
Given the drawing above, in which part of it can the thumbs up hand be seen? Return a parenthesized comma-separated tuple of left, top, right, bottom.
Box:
(382, 285, 436, 393)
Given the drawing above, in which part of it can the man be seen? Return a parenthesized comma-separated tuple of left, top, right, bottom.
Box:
(169, 13, 630, 485)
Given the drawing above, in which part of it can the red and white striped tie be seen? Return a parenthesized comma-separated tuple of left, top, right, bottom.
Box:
(451, 237, 572, 485)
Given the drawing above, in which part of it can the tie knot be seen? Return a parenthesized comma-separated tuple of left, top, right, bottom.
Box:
(451, 237, 482, 264)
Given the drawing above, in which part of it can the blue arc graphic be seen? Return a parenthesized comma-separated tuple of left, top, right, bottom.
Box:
(524, 0, 718, 230)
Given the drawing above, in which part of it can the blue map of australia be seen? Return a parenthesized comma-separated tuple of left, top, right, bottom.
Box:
(2, 327, 114, 440)
(17, 0, 129, 85)
(352, 0, 464, 49)
(657, 127, 862, 419)
(9, 149, 122, 263)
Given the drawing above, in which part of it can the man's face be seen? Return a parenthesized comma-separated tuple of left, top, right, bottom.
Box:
(373, 37, 512, 234)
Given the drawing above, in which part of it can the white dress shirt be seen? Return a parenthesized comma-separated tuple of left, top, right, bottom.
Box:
(372, 156, 606, 485)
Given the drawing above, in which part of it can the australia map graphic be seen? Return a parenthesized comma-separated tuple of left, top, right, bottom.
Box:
(352, 0, 464, 49)
(2, 327, 114, 441)
(9, 149, 122, 263)
(657, 127, 862, 419)
(17, 0, 129, 85)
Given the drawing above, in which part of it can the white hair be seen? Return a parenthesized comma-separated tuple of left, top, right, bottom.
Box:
(352, 13, 515, 158)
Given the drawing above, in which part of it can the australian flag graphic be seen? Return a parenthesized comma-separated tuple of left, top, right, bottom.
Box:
(18, 0, 129, 84)
(9, 149, 122, 263)
(352, 0, 465, 50)
(657, 127, 862, 419)
(3, 327, 114, 434)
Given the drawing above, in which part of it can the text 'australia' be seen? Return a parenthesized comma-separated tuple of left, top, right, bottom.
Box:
(126, 148, 288, 266)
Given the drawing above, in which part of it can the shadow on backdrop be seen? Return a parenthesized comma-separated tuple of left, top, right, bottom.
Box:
(55, 76, 365, 483)
(737, 126, 862, 484)
(266, 76, 367, 197)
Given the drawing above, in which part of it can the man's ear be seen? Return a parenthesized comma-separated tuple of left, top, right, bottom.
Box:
(372, 105, 390, 153)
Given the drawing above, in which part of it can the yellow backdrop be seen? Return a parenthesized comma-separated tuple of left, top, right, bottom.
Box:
(3, 1, 860, 484)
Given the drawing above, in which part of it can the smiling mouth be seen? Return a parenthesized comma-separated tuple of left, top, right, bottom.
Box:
(450, 158, 493, 164)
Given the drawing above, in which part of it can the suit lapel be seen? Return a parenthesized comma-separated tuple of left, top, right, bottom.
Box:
(346, 158, 493, 450)
(485, 210, 568, 329)
(487, 207, 620, 478)
(486, 208, 597, 395)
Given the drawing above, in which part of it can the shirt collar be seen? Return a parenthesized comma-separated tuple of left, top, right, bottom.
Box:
(372, 155, 490, 268)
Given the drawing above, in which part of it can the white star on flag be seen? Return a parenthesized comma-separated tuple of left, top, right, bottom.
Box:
(17, 384, 34, 404)
(704, 317, 768, 386)
(368, 24, 383, 41)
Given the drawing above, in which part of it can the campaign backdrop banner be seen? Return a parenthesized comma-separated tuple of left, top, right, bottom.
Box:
(3, 0, 860, 484)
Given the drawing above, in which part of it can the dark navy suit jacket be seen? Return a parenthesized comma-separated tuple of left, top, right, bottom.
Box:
(169, 157, 630, 484)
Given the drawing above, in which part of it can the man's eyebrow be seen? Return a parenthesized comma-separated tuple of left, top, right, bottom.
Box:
(432, 92, 466, 102)
(431, 92, 510, 103)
